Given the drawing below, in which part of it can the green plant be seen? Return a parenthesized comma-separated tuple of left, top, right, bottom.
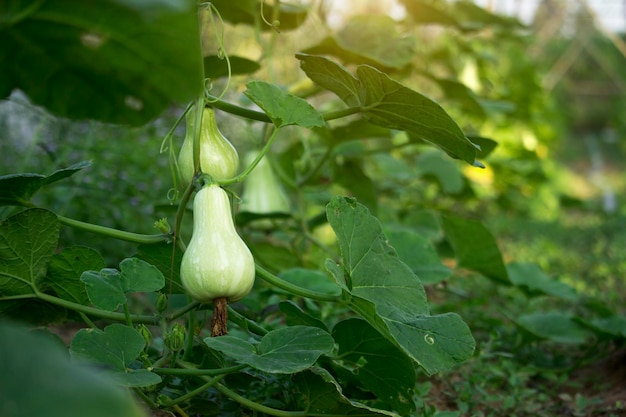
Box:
(1, 1, 623, 417)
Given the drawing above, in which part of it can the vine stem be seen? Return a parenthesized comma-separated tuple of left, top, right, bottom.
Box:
(166, 375, 226, 406)
(227, 305, 268, 336)
(322, 106, 362, 121)
(206, 94, 272, 123)
(220, 127, 280, 185)
(255, 264, 341, 302)
(151, 363, 246, 376)
(34, 291, 160, 324)
(214, 382, 308, 417)
(57, 215, 169, 245)
(168, 301, 201, 320)
(4, 291, 200, 326)
(297, 145, 333, 187)
(206, 93, 361, 124)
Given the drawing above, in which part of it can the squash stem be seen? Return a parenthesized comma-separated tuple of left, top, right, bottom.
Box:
(34, 291, 159, 324)
(57, 215, 169, 245)
(220, 127, 280, 185)
(210, 297, 229, 336)
(255, 264, 341, 302)
(206, 93, 361, 124)
(214, 382, 308, 417)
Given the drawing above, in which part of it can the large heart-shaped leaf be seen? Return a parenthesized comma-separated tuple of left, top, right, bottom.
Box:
(81, 258, 165, 311)
(507, 262, 578, 301)
(441, 215, 509, 284)
(0, 321, 146, 417)
(244, 81, 325, 128)
(70, 323, 160, 387)
(0, 162, 90, 207)
(294, 367, 399, 416)
(512, 312, 592, 345)
(332, 318, 416, 414)
(0, 209, 59, 297)
(296, 54, 479, 165)
(45, 246, 106, 306)
(384, 226, 452, 285)
(204, 326, 333, 374)
(326, 197, 475, 375)
(1, 1, 202, 125)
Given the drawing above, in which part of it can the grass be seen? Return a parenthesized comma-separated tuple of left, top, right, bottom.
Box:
(417, 205, 626, 416)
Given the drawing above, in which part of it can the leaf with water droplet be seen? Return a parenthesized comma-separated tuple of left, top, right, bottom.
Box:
(327, 196, 475, 375)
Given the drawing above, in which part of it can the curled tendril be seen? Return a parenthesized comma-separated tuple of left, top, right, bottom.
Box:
(167, 188, 179, 205)
(202, 2, 231, 102)
(260, 0, 281, 33)
(160, 102, 194, 204)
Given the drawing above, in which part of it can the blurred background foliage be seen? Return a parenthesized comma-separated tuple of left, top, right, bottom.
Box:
(1, 0, 625, 308)
(2, 0, 626, 414)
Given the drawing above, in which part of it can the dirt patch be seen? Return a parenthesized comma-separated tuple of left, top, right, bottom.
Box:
(559, 347, 626, 416)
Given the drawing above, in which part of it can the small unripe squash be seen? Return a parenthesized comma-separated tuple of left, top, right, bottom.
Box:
(180, 184, 255, 303)
(240, 152, 290, 215)
(178, 106, 239, 186)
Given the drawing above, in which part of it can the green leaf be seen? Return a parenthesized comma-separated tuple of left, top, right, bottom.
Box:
(278, 268, 341, 297)
(416, 150, 464, 194)
(398, 0, 460, 27)
(333, 158, 378, 213)
(441, 215, 509, 284)
(0, 161, 90, 207)
(80, 269, 125, 311)
(0, 321, 146, 417)
(333, 318, 416, 415)
(578, 315, 626, 339)
(204, 55, 260, 79)
(452, 1, 525, 31)
(512, 312, 592, 345)
(327, 197, 429, 318)
(279, 300, 328, 330)
(296, 54, 478, 164)
(1, 1, 202, 125)
(294, 367, 399, 416)
(207, 0, 308, 31)
(467, 136, 498, 158)
(204, 325, 334, 373)
(0, 208, 59, 297)
(356, 65, 478, 164)
(81, 258, 165, 310)
(329, 119, 392, 144)
(384, 226, 451, 285)
(119, 258, 164, 293)
(325, 259, 350, 292)
(134, 243, 184, 294)
(296, 53, 360, 105)
(244, 81, 325, 128)
(425, 75, 486, 118)
(70, 323, 160, 387)
(334, 15, 415, 69)
(327, 197, 475, 375)
(110, 369, 163, 388)
(45, 246, 106, 306)
(507, 262, 578, 301)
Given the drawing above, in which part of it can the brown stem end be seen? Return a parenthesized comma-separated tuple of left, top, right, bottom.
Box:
(210, 297, 228, 337)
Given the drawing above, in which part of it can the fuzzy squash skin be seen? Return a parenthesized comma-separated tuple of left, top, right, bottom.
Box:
(180, 184, 255, 303)
(178, 106, 239, 185)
